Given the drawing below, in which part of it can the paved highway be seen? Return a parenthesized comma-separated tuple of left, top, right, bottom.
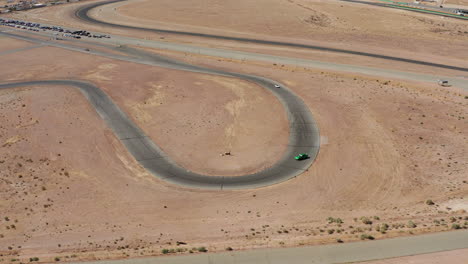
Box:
(69, 230, 468, 264)
(0, 36, 320, 190)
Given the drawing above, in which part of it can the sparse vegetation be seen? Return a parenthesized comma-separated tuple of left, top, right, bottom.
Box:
(407, 221, 417, 228)
(361, 217, 372, 225)
(326, 217, 343, 224)
(360, 234, 374, 240)
(197, 246, 207, 252)
(426, 199, 435, 205)
(376, 223, 389, 233)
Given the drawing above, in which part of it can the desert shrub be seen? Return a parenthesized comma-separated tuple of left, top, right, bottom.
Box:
(426, 200, 435, 205)
(451, 224, 461, 230)
(327, 217, 344, 224)
(198, 247, 207, 252)
(327, 229, 335, 234)
(161, 249, 169, 254)
(336, 238, 343, 243)
(376, 223, 389, 233)
(407, 221, 417, 228)
(55, 257, 60, 261)
(361, 217, 372, 225)
(226, 247, 233, 251)
(360, 234, 374, 240)
(380, 223, 389, 233)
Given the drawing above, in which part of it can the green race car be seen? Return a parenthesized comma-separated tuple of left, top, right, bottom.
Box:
(294, 153, 309, 160)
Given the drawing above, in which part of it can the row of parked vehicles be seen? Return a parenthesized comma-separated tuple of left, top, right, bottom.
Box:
(0, 18, 111, 39)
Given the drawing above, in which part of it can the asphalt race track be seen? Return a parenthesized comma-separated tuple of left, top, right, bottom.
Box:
(1, 1, 468, 262)
(0, 46, 320, 190)
(76, 0, 468, 72)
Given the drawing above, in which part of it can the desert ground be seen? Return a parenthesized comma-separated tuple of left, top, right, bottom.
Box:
(0, 0, 467, 263)
(6, 0, 468, 72)
(448, 0, 468, 5)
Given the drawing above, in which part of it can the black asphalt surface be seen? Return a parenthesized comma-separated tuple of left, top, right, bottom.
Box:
(0, 35, 319, 190)
(76, 0, 468, 72)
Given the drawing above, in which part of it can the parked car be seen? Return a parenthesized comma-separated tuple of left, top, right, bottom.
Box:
(438, 80, 451, 87)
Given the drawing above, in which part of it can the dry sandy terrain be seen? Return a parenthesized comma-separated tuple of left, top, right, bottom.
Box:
(108, 0, 468, 62)
(447, 0, 468, 5)
(0, 36, 287, 260)
(359, 248, 468, 264)
(4, 0, 468, 75)
(0, 32, 466, 263)
(0, 35, 34, 52)
(0, 0, 467, 263)
(0, 37, 287, 176)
